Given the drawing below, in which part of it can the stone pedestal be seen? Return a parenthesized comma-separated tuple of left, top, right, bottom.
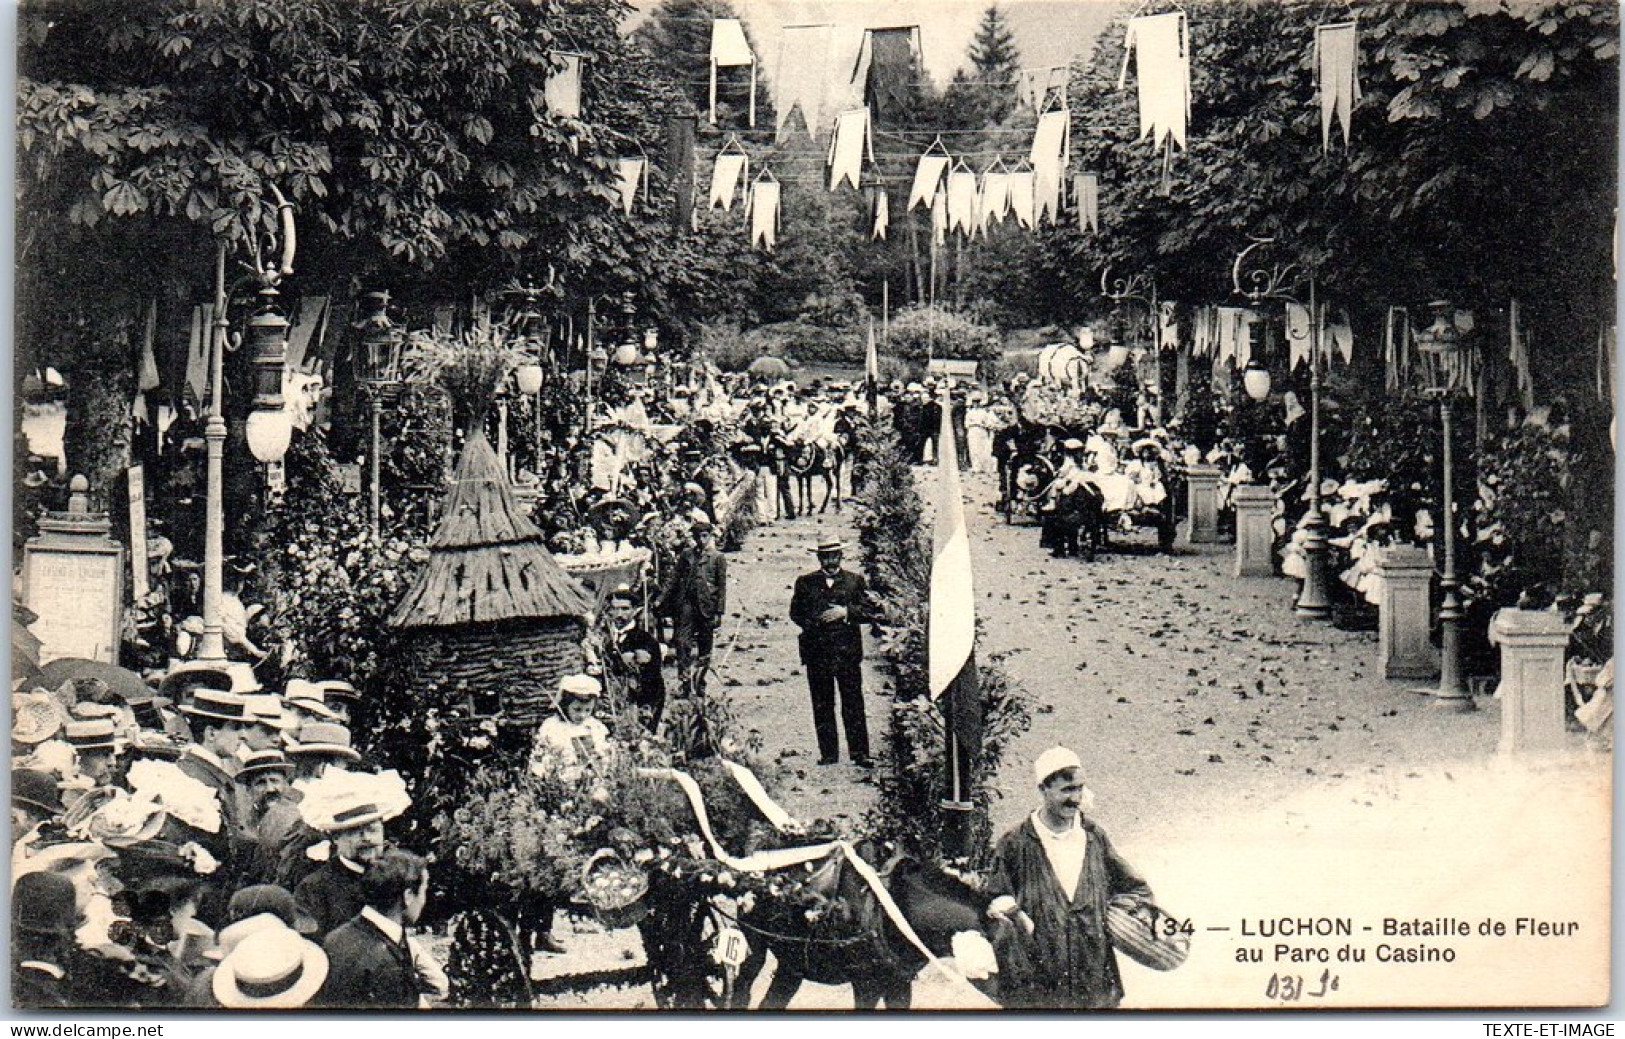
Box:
(1232, 485, 1276, 577)
(1491, 609, 1572, 754)
(21, 476, 126, 664)
(1376, 545, 1439, 680)
(1184, 465, 1220, 544)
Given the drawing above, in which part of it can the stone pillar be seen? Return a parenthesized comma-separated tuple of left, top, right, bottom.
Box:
(1491, 609, 1572, 754)
(1184, 465, 1220, 544)
(1232, 485, 1276, 577)
(1376, 545, 1439, 680)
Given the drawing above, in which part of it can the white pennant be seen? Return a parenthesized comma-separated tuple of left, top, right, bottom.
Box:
(1009, 168, 1035, 230)
(1118, 12, 1191, 151)
(710, 152, 748, 211)
(909, 153, 950, 210)
(615, 158, 645, 215)
(827, 107, 872, 191)
(980, 171, 1010, 229)
(1315, 22, 1361, 152)
(748, 177, 780, 251)
(872, 189, 890, 240)
(946, 165, 978, 234)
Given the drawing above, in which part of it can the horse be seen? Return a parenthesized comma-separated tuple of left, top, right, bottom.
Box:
(786, 439, 845, 515)
(727, 843, 1008, 1010)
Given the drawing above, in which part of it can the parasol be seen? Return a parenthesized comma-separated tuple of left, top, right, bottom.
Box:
(36, 658, 152, 702)
(746, 356, 791, 379)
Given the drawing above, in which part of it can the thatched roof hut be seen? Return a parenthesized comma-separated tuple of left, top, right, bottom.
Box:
(387, 432, 593, 725)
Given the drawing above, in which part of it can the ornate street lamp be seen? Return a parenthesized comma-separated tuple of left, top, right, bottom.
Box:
(1243, 357, 1273, 402)
(1414, 300, 1476, 711)
(354, 290, 404, 536)
(1101, 267, 1158, 391)
(198, 185, 297, 667)
(1232, 235, 1331, 619)
(512, 281, 546, 397)
(244, 285, 293, 464)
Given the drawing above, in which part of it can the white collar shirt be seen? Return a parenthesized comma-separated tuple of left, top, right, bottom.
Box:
(1031, 810, 1089, 902)
(361, 905, 404, 945)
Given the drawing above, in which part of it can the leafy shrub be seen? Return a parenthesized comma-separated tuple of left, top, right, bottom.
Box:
(887, 305, 1002, 363)
(851, 421, 1032, 867)
(742, 320, 864, 364)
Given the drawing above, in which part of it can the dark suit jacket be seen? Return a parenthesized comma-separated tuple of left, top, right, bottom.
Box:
(789, 568, 872, 666)
(317, 914, 418, 1009)
(295, 857, 369, 941)
(663, 547, 727, 629)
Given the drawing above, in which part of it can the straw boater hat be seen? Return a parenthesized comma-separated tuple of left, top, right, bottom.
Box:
(12, 691, 64, 746)
(810, 538, 845, 554)
(284, 721, 361, 763)
(158, 665, 234, 700)
(237, 750, 293, 781)
(244, 695, 297, 734)
(282, 680, 341, 722)
(213, 928, 329, 1009)
(64, 718, 119, 753)
(314, 679, 360, 706)
(179, 690, 250, 726)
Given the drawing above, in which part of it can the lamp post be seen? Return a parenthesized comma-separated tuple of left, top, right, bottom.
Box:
(355, 290, 403, 536)
(511, 283, 547, 481)
(1101, 267, 1158, 368)
(198, 188, 297, 666)
(1415, 300, 1476, 711)
(1232, 236, 1332, 619)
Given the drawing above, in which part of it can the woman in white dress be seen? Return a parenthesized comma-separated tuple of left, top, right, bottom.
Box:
(965, 391, 998, 473)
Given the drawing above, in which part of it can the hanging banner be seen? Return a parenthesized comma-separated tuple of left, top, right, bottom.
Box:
(1009, 168, 1036, 230)
(776, 23, 835, 141)
(1159, 301, 1179, 350)
(981, 169, 1011, 229)
(1510, 298, 1535, 410)
(127, 465, 149, 600)
(908, 152, 950, 210)
(709, 18, 758, 127)
(1315, 22, 1361, 152)
(872, 189, 890, 240)
(931, 187, 947, 247)
(748, 176, 780, 251)
(1029, 109, 1070, 225)
(615, 158, 646, 215)
(185, 304, 210, 405)
(710, 151, 748, 211)
(1329, 309, 1354, 364)
(544, 51, 584, 120)
(863, 27, 920, 125)
(666, 114, 698, 232)
(1074, 172, 1099, 232)
(1285, 303, 1312, 371)
(1118, 11, 1191, 151)
(946, 163, 978, 234)
(827, 107, 872, 191)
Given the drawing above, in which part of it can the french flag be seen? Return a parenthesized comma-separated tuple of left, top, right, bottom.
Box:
(929, 386, 981, 806)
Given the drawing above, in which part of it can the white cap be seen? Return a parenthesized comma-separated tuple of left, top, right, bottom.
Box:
(1034, 746, 1083, 787)
(558, 674, 603, 699)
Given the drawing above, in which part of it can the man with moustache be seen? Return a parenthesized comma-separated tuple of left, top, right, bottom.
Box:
(788, 538, 874, 769)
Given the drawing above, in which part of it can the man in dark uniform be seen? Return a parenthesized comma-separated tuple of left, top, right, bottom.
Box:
(660, 517, 726, 698)
(788, 538, 873, 768)
(598, 586, 666, 731)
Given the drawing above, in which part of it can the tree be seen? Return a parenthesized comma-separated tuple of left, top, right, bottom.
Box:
(953, 5, 1023, 129)
(631, 0, 775, 131)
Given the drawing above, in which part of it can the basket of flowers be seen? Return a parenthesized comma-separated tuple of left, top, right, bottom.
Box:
(580, 848, 650, 929)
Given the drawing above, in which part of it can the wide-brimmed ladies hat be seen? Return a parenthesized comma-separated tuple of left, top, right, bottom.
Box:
(213, 928, 329, 1009)
(285, 721, 361, 762)
(12, 691, 64, 745)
